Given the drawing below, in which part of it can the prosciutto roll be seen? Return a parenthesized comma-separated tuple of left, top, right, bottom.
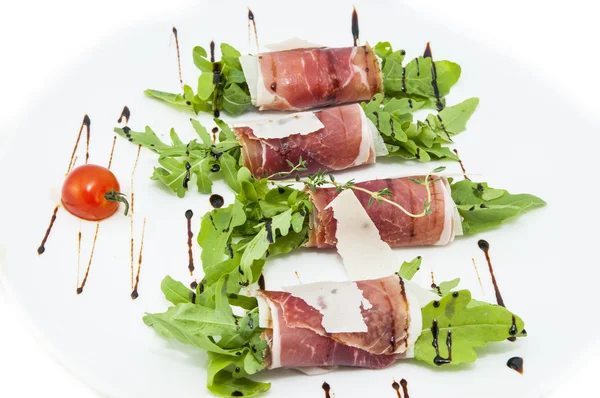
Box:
(239, 44, 383, 111)
(234, 104, 385, 177)
(256, 275, 423, 370)
(307, 176, 461, 248)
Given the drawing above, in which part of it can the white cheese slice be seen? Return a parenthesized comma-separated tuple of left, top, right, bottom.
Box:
(326, 189, 397, 281)
(283, 280, 372, 333)
(362, 108, 388, 157)
(435, 177, 455, 245)
(239, 55, 258, 106)
(233, 111, 325, 139)
(264, 37, 324, 51)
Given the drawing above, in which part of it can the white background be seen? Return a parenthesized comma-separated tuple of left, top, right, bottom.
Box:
(0, 0, 597, 396)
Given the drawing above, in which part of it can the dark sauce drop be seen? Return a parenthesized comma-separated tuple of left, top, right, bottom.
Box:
(401, 67, 407, 92)
(248, 8, 259, 50)
(507, 357, 524, 374)
(38, 205, 59, 254)
(182, 161, 191, 189)
(322, 382, 331, 398)
(190, 281, 198, 290)
(265, 220, 274, 243)
(185, 210, 195, 275)
(372, 111, 380, 128)
(258, 273, 266, 290)
(400, 379, 410, 398)
(211, 164, 221, 172)
(478, 239, 505, 307)
(117, 106, 131, 124)
(431, 319, 452, 365)
(209, 194, 224, 208)
(392, 381, 401, 398)
(231, 391, 244, 397)
(423, 42, 443, 111)
(351, 7, 359, 46)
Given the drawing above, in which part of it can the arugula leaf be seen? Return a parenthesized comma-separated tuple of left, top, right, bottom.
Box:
(362, 94, 478, 161)
(414, 289, 525, 366)
(450, 179, 546, 235)
(147, 43, 252, 116)
(432, 278, 461, 296)
(114, 118, 242, 197)
(144, 275, 269, 397)
(377, 42, 461, 109)
(398, 256, 422, 280)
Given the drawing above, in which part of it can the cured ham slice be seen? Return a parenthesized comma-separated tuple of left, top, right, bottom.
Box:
(307, 176, 459, 248)
(234, 104, 383, 177)
(256, 275, 420, 369)
(239, 44, 382, 111)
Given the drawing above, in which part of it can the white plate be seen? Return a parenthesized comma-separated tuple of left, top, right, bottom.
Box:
(0, 0, 597, 397)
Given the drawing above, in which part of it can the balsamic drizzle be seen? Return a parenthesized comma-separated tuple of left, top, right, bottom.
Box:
(430, 272, 442, 296)
(258, 273, 266, 290)
(182, 161, 191, 189)
(389, 118, 396, 137)
(210, 40, 222, 118)
(322, 382, 331, 398)
(248, 8, 259, 52)
(415, 58, 420, 76)
(66, 115, 91, 174)
(431, 319, 452, 365)
(436, 114, 452, 141)
(76, 222, 100, 294)
(130, 218, 147, 300)
(398, 276, 409, 349)
(453, 149, 471, 181)
(477, 239, 505, 307)
(172, 27, 183, 88)
(508, 315, 518, 342)
(351, 7, 359, 46)
(507, 357, 524, 374)
(38, 205, 59, 255)
(373, 111, 380, 128)
(185, 210, 195, 275)
(209, 194, 224, 208)
(392, 379, 410, 398)
(423, 42, 443, 111)
(265, 219, 274, 243)
(401, 67, 407, 92)
(117, 106, 131, 124)
(107, 136, 117, 170)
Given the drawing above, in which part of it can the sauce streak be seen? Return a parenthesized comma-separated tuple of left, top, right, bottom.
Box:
(172, 27, 183, 88)
(185, 210, 195, 275)
(117, 106, 131, 124)
(351, 7, 359, 46)
(398, 276, 409, 349)
(401, 67, 407, 92)
(209, 194, 224, 208)
(248, 8, 259, 52)
(400, 379, 409, 398)
(107, 136, 117, 170)
(436, 114, 452, 141)
(67, 115, 91, 174)
(322, 382, 331, 398)
(453, 149, 471, 181)
(37, 205, 60, 255)
(430, 271, 442, 296)
(182, 161, 191, 189)
(265, 219, 274, 243)
(507, 357, 524, 374)
(211, 126, 218, 143)
(423, 42, 443, 111)
(477, 239, 505, 307)
(431, 319, 452, 365)
(76, 222, 100, 294)
(131, 218, 147, 300)
(258, 273, 266, 290)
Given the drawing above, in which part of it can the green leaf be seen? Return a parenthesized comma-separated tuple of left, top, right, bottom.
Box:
(398, 256, 422, 280)
(193, 46, 213, 72)
(433, 278, 461, 296)
(424, 97, 480, 140)
(197, 72, 215, 101)
(451, 179, 546, 235)
(219, 152, 241, 192)
(161, 276, 195, 305)
(143, 89, 195, 112)
(414, 290, 525, 366)
(199, 201, 246, 266)
(222, 83, 252, 115)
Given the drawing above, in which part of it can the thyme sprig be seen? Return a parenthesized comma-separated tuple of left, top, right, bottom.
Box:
(269, 158, 446, 218)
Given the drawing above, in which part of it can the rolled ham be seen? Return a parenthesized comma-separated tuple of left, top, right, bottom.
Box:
(234, 104, 386, 177)
(239, 44, 383, 111)
(307, 176, 461, 248)
(256, 275, 421, 370)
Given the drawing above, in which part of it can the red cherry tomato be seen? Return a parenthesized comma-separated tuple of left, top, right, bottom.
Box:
(61, 164, 129, 221)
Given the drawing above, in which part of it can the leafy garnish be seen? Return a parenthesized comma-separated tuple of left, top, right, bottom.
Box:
(114, 118, 241, 197)
(414, 289, 525, 366)
(362, 94, 479, 161)
(398, 256, 422, 280)
(375, 41, 461, 109)
(450, 179, 546, 234)
(145, 43, 252, 116)
(144, 275, 270, 397)
(197, 168, 312, 289)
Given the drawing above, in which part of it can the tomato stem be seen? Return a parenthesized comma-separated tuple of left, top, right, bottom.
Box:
(104, 190, 130, 216)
